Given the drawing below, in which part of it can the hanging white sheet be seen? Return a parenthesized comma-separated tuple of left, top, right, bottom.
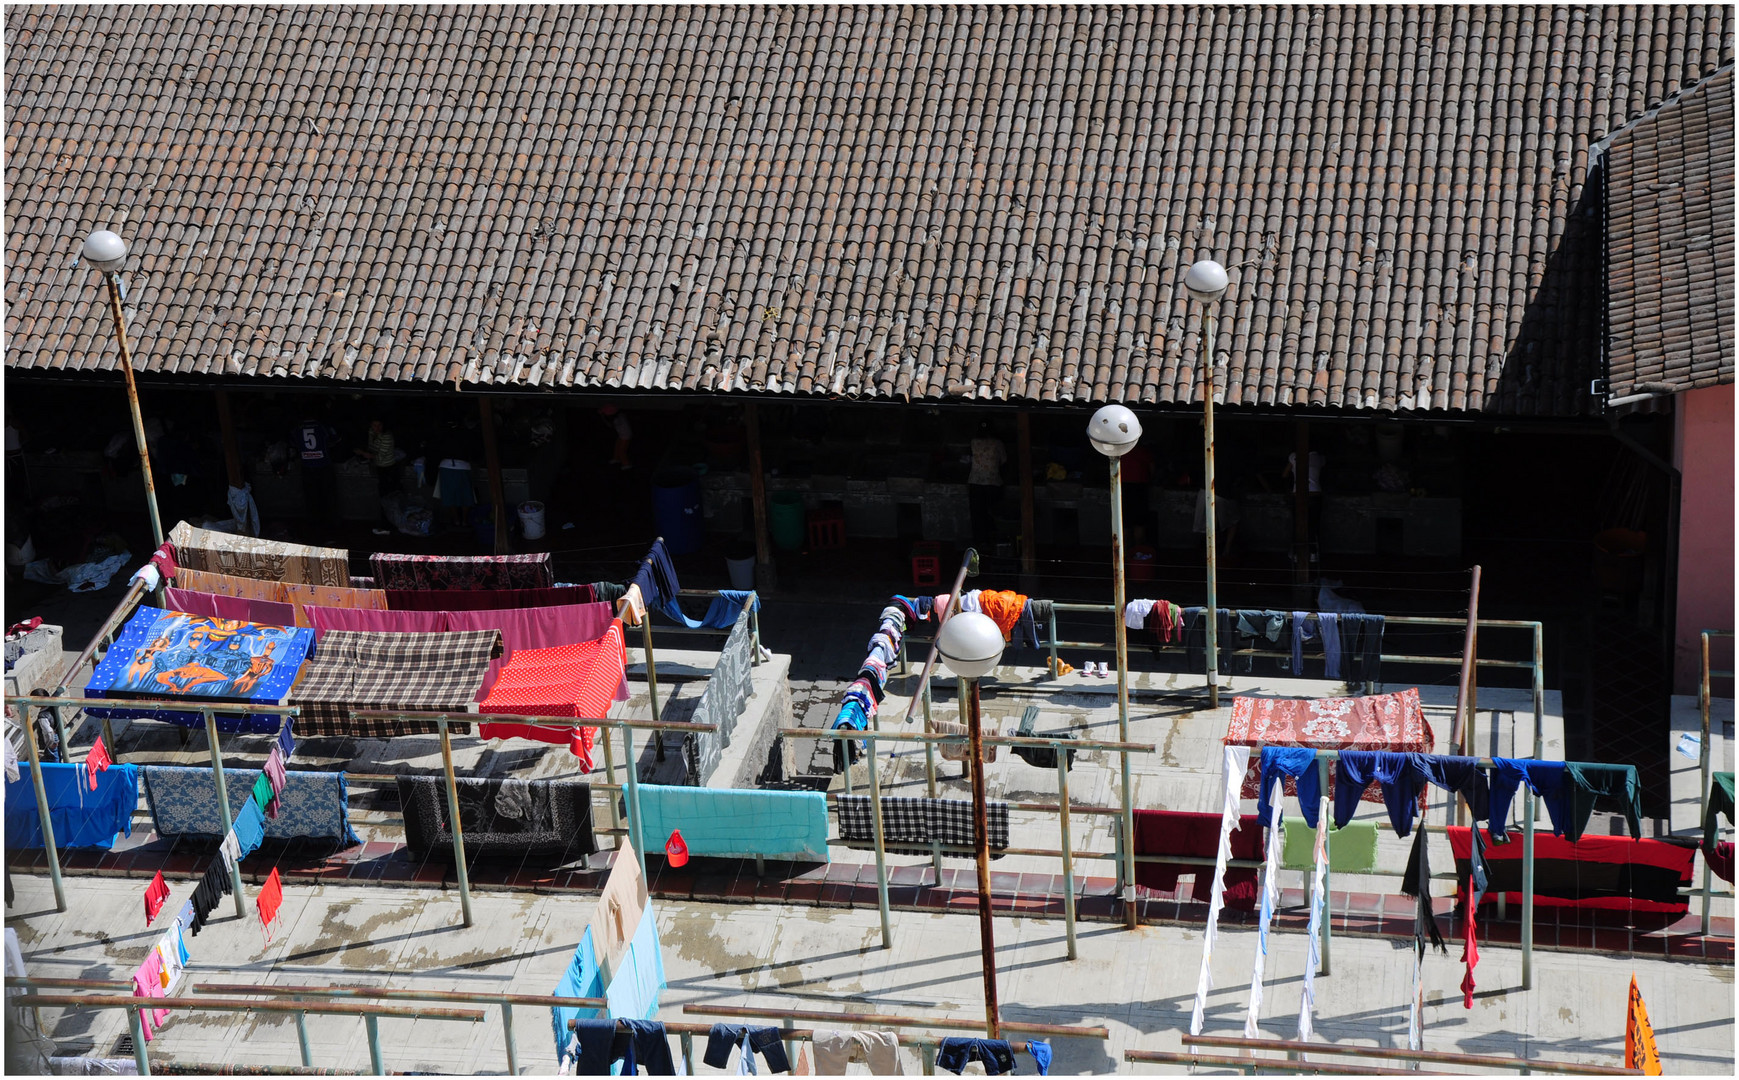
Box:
(1190, 743, 1253, 1036)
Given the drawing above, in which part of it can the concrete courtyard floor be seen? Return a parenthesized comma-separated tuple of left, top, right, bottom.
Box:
(6, 872, 1732, 1075)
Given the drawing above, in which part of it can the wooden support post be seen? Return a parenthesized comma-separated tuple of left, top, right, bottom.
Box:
(214, 389, 245, 489)
(478, 397, 510, 555)
(1018, 409, 1037, 584)
(744, 402, 777, 591)
(1293, 420, 1311, 592)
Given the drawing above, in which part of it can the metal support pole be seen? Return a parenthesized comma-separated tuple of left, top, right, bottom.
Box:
(1319, 754, 1332, 976)
(643, 616, 665, 762)
(599, 727, 621, 832)
(501, 1001, 518, 1075)
(49, 704, 70, 773)
(294, 1002, 313, 1067)
(1048, 609, 1060, 679)
(967, 678, 1001, 1038)
(750, 602, 762, 666)
(1451, 567, 1483, 827)
(202, 709, 246, 918)
(103, 272, 165, 548)
(365, 1013, 384, 1075)
(922, 1044, 938, 1076)
(681, 1032, 695, 1075)
(1522, 793, 1536, 991)
(438, 719, 474, 928)
(923, 677, 943, 882)
(1110, 453, 1139, 930)
(623, 724, 647, 877)
(1700, 630, 1713, 936)
(1058, 751, 1078, 960)
(20, 700, 66, 911)
(865, 730, 894, 949)
(129, 1006, 153, 1076)
(1202, 308, 1220, 708)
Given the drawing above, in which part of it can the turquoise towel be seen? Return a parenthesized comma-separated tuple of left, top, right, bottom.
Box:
(633, 784, 830, 861)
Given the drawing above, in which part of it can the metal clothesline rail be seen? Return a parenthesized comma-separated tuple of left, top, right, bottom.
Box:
(9, 992, 485, 1077)
(1179, 1033, 1644, 1075)
(1125, 1047, 1418, 1075)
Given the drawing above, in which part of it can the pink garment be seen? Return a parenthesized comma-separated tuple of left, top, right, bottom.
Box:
(132, 950, 170, 1040)
(164, 588, 296, 627)
(443, 602, 624, 701)
(305, 605, 447, 639)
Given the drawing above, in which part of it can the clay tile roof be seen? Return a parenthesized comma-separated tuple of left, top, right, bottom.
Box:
(4, 4, 1732, 415)
(1603, 63, 1735, 401)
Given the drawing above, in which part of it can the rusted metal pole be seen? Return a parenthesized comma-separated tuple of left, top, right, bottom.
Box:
(967, 678, 1001, 1038)
(18, 697, 66, 911)
(1700, 630, 1713, 935)
(1109, 452, 1138, 928)
(744, 403, 777, 590)
(104, 272, 165, 548)
(1450, 566, 1482, 826)
(900, 550, 978, 725)
(438, 718, 474, 927)
(478, 397, 510, 555)
(1203, 310, 1220, 708)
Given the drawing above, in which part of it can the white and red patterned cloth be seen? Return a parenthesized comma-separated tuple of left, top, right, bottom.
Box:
(477, 619, 626, 765)
(1224, 688, 1434, 805)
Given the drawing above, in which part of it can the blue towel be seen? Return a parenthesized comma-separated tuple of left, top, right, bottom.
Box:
(231, 798, 266, 857)
(1257, 747, 1322, 828)
(1028, 1039, 1053, 1076)
(604, 901, 667, 1024)
(550, 928, 604, 1059)
(633, 784, 831, 861)
(3, 762, 138, 850)
(142, 765, 359, 845)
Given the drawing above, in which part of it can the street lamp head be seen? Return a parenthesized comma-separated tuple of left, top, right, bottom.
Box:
(1184, 259, 1229, 303)
(1087, 403, 1143, 458)
(937, 611, 1006, 680)
(83, 230, 128, 273)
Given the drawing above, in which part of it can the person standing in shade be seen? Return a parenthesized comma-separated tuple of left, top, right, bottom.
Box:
(1283, 447, 1325, 544)
(296, 409, 341, 530)
(355, 419, 397, 534)
(601, 406, 632, 470)
(967, 420, 1007, 545)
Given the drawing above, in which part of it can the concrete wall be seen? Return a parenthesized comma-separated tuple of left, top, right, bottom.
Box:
(1673, 383, 1735, 692)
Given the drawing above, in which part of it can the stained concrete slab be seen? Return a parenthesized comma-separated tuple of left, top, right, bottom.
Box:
(6, 873, 1731, 1075)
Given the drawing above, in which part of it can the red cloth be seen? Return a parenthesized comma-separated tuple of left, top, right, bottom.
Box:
(477, 620, 626, 766)
(1131, 809, 1265, 909)
(444, 601, 622, 700)
(6, 617, 43, 637)
(143, 870, 170, 925)
(1459, 879, 1479, 1008)
(1711, 841, 1734, 884)
(1225, 688, 1433, 804)
(85, 736, 113, 791)
(149, 542, 179, 581)
(256, 867, 284, 943)
(1446, 827, 1696, 914)
(384, 585, 597, 611)
(164, 588, 296, 628)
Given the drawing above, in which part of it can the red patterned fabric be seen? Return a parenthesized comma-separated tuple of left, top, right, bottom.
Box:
(477, 620, 626, 764)
(1224, 688, 1433, 804)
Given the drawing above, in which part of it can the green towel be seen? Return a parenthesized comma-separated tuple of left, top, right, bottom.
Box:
(1281, 817, 1380, 873)
(1705, 771, 1735, 853)
(250, 771, 275, 810)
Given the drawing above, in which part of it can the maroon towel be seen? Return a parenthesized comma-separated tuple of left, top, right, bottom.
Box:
(1132, 809, 1265, 909)
(384, 585, 597, 611)
(1711, 841, 1734, 885)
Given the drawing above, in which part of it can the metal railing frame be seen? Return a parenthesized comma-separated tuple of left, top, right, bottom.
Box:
(1179, 1033, 1643, 1076)
(1700, 629, 1734, 935)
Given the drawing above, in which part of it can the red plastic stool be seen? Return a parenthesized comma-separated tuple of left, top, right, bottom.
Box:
(807, 506, 846, 550)
(911, 541, 941, 587)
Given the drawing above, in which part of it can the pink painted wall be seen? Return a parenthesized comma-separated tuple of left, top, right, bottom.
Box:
(1674, 383, 1735, 693)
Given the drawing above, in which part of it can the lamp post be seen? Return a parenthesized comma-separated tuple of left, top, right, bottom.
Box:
(1088, 404, 1143, 931)
(1184, 259, 1229, 709)
(83, 230, 164, 548)
(937, 611, 1007, 1038)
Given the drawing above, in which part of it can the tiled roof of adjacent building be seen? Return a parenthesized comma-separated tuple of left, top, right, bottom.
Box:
(1604, 64, 1736, 401)
(5, 5, 1732, 414)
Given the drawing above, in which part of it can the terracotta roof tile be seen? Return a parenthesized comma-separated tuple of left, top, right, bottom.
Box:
(5, 4, 1731, 415)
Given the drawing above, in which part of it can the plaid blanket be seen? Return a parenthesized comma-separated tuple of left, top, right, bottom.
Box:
(836, 795, 1010, 858)
(289, 630, 501, 737)
(369, 552, 553, 591)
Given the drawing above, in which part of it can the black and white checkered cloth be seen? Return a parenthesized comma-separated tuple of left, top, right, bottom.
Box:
(837, 795, 1009, 858)
(290, 629, 502, 737)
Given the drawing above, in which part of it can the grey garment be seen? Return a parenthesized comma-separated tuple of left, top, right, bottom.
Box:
(1290, 610, 1315, 675)
(1027, 598, 1054, 624)
(1320, 612, 1342, 679)
(1235, 609, 1286, 643)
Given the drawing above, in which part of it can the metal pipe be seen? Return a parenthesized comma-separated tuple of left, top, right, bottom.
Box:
(1450, 566, 1482, 827)
(865, 728, 893, 949)
(1125, 1049, 1412, 1075)
(365, 1014, 384, 1075)
(901, 550, 978, 725)
(681, 1032, 695, 1076)
(680, 1003, 1109, 1038)
(1522, 784, 1536, 991)
(1701, 629, 1713, 936)
(623, 723, 647, 876)
(9, 696, 301, 716)
(967, 678, 1000, 1038)
(1109, 452, 1138, 930)
(104, 272, 165, 548)
(1047, 608, 1060, 679)
(1058, 750, 1077, 959)
(599, 725, 620, 832)
(18, 697, 66, 911)
(436, 719, 474, 927)
(922, 676, 943, 882)
(1203, 307, 1220, 708)
(129, 1004, 152, 1076)
(13, 994, 486, 1020)
(1181, 1035, 1642, 1075)
(501, 1001, 518, 1076)
(192, 984, 606, 1009)
(295, 1002, 313, 1067)
(202, 709, 247, 918)
(780, 728, 1156, 753)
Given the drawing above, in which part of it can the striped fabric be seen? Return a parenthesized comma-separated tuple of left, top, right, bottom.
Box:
(288, 629, 502, 737)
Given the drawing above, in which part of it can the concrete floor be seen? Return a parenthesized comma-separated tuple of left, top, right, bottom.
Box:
(6, 873, 1732, 1075)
